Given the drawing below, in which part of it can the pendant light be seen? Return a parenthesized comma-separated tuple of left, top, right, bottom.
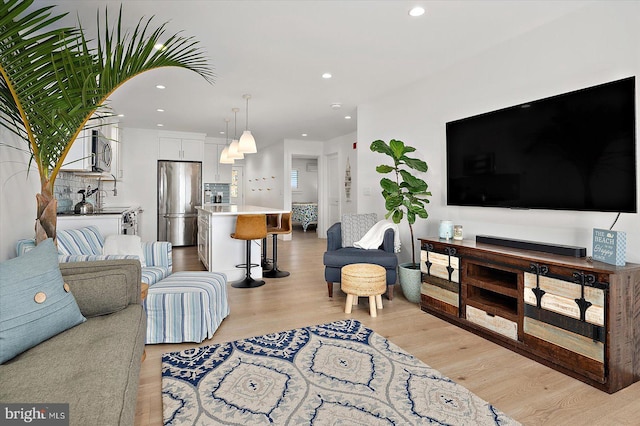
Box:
(227, 107, 244, 160)
(238, 94, 257, 153)
(219, 118, 234, 164)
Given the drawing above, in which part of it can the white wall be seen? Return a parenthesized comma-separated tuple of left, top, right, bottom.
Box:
(0, 128, 40, 260)
(244, 142, 285, 209)
(357, 2, 640, 264)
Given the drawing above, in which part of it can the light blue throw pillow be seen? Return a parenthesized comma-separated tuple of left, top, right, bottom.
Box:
(0, 238, 86, 364)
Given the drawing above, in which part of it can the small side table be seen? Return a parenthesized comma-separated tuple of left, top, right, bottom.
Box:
(341, 263, 386, 317)
(141, 283, 149, 362)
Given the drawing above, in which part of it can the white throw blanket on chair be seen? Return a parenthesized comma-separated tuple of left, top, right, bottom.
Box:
(354, 220, 401, 253)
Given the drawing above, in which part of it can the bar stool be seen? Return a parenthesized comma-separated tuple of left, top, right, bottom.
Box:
(262, 214, 280, 270)
(230, 214, 267, 288)
(263, 212, 292, 278)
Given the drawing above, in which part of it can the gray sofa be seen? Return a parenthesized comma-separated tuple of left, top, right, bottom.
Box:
(0, 260, 146, 426)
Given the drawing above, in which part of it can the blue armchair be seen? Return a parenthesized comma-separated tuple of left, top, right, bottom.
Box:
(323, 216, 398, 300)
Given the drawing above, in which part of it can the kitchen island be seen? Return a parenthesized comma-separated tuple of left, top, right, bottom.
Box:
(196, 205, 289, 282)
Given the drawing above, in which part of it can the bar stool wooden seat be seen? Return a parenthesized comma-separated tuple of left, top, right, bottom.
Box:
(263, 212, 292, 278)
(230, 214, 267, 288)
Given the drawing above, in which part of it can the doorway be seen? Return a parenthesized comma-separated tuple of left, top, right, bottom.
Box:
(290, 156, 319, 233)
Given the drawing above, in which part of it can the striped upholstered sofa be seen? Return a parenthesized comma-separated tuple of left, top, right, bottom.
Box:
(16, 226, 229, 344)
(16, 225, 172, 285)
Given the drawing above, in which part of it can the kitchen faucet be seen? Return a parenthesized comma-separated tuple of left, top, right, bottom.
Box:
(95, 175, 118, 210)
(111, 174, 118, 196)
(86, 185, 99, 198)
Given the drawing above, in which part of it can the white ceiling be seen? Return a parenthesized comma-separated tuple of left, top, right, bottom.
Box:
(33, 0, 590, 147)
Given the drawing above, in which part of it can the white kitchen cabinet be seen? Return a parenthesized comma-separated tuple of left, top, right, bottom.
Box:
(159, 137, 203, 161)
(217, 145, 232, 182)
(203, 142, 232, 183)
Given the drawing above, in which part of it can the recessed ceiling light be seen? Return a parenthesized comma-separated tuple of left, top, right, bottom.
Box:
(157, 123, 164, 127)
(117, 113, 125, 117)
(219, 131, 225, 135)
(156, 84, 165, 89)
(409, 6, 425, 17)
(322, 73, 332, 79)
(156, 108, 165, 112)
(331, 103, 342, 109)
(301, 133, 308, 137)
(153, 43, 166, 51)
(344, 116, 352, 120)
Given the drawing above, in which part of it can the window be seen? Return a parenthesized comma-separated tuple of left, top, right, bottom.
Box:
(291, 169, 299, 189)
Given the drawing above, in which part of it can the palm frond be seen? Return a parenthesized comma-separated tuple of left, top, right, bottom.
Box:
(0, 0, 214, 184)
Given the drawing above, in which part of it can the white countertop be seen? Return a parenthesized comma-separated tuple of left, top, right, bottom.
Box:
(196, 204, 288, 216)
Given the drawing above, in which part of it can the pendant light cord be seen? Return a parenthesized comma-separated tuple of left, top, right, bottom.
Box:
(245, 96, 250, 130)
(234, 109, 238, 139)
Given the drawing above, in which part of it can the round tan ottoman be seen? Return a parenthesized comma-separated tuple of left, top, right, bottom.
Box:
(341, 263, 386, 317)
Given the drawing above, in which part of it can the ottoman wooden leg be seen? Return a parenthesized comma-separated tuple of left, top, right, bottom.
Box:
(345, 294, 354, 314)
(369, 295, 377, 317)
(376, 294, 383, 309)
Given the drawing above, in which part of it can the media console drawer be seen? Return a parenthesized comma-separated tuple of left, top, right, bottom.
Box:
(466, 305, 518, 341)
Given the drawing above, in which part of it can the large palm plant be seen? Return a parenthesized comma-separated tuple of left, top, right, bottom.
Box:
(0, 0, 213, 244)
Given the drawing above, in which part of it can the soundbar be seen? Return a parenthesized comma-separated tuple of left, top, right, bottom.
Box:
(476, 235, 587, 258)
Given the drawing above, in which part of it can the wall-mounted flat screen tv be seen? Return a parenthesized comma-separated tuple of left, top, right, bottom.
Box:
(446, 77, 637, 212)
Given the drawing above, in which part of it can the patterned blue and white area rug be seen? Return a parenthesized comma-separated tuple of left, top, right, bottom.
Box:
(162, 319, 519, 425)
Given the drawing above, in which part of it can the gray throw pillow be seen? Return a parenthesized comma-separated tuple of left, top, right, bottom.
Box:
(341, 213, 378, 247)
(0, 239, 86, 364)
(63, 270, 129, 318)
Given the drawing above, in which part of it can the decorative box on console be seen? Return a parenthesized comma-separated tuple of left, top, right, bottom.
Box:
(592, 228, 626, 266)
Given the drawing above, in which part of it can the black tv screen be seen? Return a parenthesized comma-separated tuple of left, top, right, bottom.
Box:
(446, 77, 637, 213)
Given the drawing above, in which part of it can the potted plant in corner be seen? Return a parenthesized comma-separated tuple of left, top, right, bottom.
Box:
(371, 139, 431, 303)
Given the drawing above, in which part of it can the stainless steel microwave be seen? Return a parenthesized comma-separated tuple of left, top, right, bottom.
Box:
(91, 130, 112, 172)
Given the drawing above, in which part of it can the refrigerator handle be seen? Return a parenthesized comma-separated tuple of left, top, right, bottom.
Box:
(158, 164, 166, 214)
(165, 216, 170, 240)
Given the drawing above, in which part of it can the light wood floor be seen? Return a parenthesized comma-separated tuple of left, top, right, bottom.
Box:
(134, 227, 640, 425)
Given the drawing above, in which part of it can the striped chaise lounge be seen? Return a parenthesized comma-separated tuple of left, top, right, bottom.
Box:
(16, 226, 229, 344)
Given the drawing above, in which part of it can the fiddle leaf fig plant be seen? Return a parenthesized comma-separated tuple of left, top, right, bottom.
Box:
(371, 139, 431, 267)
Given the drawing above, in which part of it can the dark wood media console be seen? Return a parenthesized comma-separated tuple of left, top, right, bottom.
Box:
(419, 237, 640, 393)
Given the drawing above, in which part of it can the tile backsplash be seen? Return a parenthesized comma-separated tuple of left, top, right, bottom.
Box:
(54, 172, 100, 212)
(204, 183, 230, 204)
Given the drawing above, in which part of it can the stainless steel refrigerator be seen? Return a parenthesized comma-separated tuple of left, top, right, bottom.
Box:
(157, 160, 202, 246)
